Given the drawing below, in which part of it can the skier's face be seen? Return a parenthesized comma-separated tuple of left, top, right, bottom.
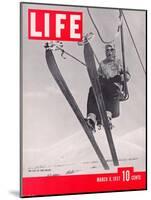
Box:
(106, 47, 116, 61)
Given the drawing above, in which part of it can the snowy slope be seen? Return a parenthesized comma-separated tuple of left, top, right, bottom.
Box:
(121, 127, 146, 149)
(23, 126, 146, 177)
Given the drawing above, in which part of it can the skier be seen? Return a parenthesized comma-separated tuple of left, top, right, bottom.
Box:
(86, 44, 131, 131)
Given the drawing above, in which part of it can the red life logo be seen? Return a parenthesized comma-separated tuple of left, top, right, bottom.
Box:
(28, 9, 83, 41)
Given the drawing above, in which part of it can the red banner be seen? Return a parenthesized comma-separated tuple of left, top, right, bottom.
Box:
(22, 167, 146, 197)
(28, 9, 83, 41)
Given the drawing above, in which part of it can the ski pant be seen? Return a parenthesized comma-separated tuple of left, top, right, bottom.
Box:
(87, 81, 120, 124)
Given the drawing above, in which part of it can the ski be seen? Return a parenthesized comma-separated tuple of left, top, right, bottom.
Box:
(45, 48, 109, 170)
(84, 42, 119, 166)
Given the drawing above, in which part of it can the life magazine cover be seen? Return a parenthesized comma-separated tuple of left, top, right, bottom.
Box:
(20, 2, 147, 197)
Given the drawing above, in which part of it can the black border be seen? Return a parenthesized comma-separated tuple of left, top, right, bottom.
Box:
(20, 1, 147, 11)
(20, 2, 23, 198)
(20, 2, 147, 198)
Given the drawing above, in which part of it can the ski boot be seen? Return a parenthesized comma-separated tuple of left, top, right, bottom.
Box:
(85, 113, 96, 133)
(106, 111, 114, 129)
(97, 121, 102, 131)
(86, 118, 96, 133)
(107, 116, 114, 130)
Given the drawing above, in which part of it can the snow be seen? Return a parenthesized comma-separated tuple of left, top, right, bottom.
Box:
(23, 126, 146, 177)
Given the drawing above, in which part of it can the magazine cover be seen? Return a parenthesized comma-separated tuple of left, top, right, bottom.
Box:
(20, 2, 147, 197)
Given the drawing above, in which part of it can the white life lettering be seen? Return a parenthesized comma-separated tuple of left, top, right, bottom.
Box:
(30, 12, 42, 37)
(70, 15, 81, 38)
(56, 14, 66, 38)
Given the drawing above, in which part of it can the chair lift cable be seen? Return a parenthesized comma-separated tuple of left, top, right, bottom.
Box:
(87, 7, 120, 44)
(121, 10, 146, 74)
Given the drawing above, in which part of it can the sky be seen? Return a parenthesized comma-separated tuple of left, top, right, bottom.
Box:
(21, 3, 146, 151)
